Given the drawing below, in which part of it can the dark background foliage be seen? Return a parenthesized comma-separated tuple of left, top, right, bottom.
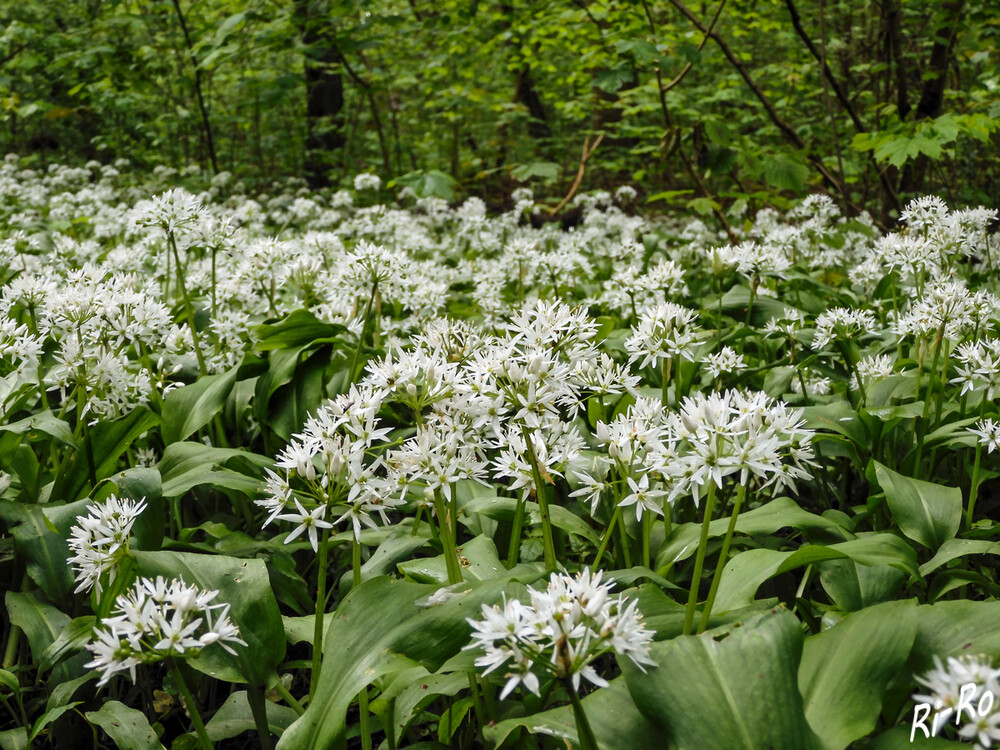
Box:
(2, 0, 999, 220)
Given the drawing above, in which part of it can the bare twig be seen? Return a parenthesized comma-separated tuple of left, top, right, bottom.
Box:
(549, 134, 605, 216)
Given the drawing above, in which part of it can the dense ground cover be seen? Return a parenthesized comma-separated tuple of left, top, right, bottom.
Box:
(2, 156, 1000, 748)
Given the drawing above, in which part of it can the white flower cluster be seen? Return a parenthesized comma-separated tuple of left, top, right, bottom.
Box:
(257, 383, 401, 547)
(912, 654, 1000, 748)
(86, 576, 246, 687)
(68, 495, 147, 595)
(465, 570, 655, 699)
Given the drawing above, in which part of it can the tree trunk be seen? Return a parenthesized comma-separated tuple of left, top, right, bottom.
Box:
(294, 0, 346, 188)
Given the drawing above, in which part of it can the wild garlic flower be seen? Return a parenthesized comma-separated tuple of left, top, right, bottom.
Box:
(465, 570, 655, 699)
(703, 346, 746, 380)
(812, 307, 878, 351)
(970, 419, 1000, 454)
(852, 354, 895, 391)
(625, 302, 701, 369)
(649, 389, 815, 506)
(68, 495, 147, 595)
(912, 654, 1000, 746)
(257, 384, 403, 546)
(85, 576, 246, 687)
(952, 340, 1000, 401)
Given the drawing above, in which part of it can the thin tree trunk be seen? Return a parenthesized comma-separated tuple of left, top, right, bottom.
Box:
(170, 0, 219, 173)
(294, 0, 346, 187)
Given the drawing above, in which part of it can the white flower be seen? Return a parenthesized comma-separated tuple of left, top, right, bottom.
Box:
(68, 495, 147, 595)
(625, 302, 701, 369)
(464, 570, 654, 699)
(970, 419, 1000, 454)
(619, 474, 666, 521)
(85, 577, 246, 687)
(276, 499, 334, 552)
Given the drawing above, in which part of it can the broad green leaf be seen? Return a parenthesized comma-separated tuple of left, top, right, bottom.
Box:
(132, 550, 285, 685)
(873, 461, 961, 550)
(160, 364, 238, 444)
(5, 591, 80, 684)
(109, 467, 163, 550)
(397, 535, 522, 584)
(762, 154, 810, 192)
(53, 408, 159, 502)
(0, 669, 17, 693)
(799, 600, 917, 749)
(30, 703, 81, 741)
(275, 575, 539, 750)
(40, 615, 95, 672)
(623, 609, 823, 749)
(85, 701, 162, 750)
(9, 498, 92, 601)
(656, 496, 848, 570)
(204, 691, 298, 742)
(869, 726, 965, 748)
(908, 601, 1000, 674)
(819, 558, 906, 612)
(158, 442, 271, 499)
(919, 538, 1000, 576)
(713, 534, 917, 612)
(254, 309, 348, 351)
(486, 676, 660, 749)
(0, 410, 75, 447)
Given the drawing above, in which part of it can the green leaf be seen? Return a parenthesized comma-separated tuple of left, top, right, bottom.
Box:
(656, 496, 848, 570)
(919, 538, 1000, 576)
(158, 442, 271, 499)
(5, 591, 78, 684)
(713, 535, 917, 612)
(0, 410, 76, 447)
(623, 609, 823, 749)
(160, 365, 238, 445)
(205, 691, 299, 742)
(486, 676, 660, 748)
(799, 600, 917, 749)
(868, 725, 965, 748)
(53, 408, 159, 502)
(908, 600, 1000, 673)
(132, 551, 285, 685)
(873, 461, 961, 550)
(0, 669, 17, 693)
(463, 496, 599, 545)
(10, 500, 90, 601)
(510, 161, 560, 182)
(762, 154, 810, 192)
(85, 701, 163, 750)
(108, 467, 164, 550)
(254, 310, 348, 352)
(275, 576, 539, 750)
(40, 616, 95, 673)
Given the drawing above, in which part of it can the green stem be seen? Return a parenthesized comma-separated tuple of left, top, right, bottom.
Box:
(171, 660, 212, 750)
(273, 681, 305, 715)
(591, 507, 621, 574)
(660, 356, 672, 408)
(309, 527, 330, 701)
(168, 233, 208, 376)
(434, 489, 463, 584)
(642, 512, 652, 571)
(348, 281, 378, 383)
(698, 484, 746, 633)
(247, 682, 274, 750)
(353, 538, 372, 750)
(507, 493, 526, 567)
(522, 426, 557, 571)
(566, 681, 599, 750)
(683, 482, 718, 636)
